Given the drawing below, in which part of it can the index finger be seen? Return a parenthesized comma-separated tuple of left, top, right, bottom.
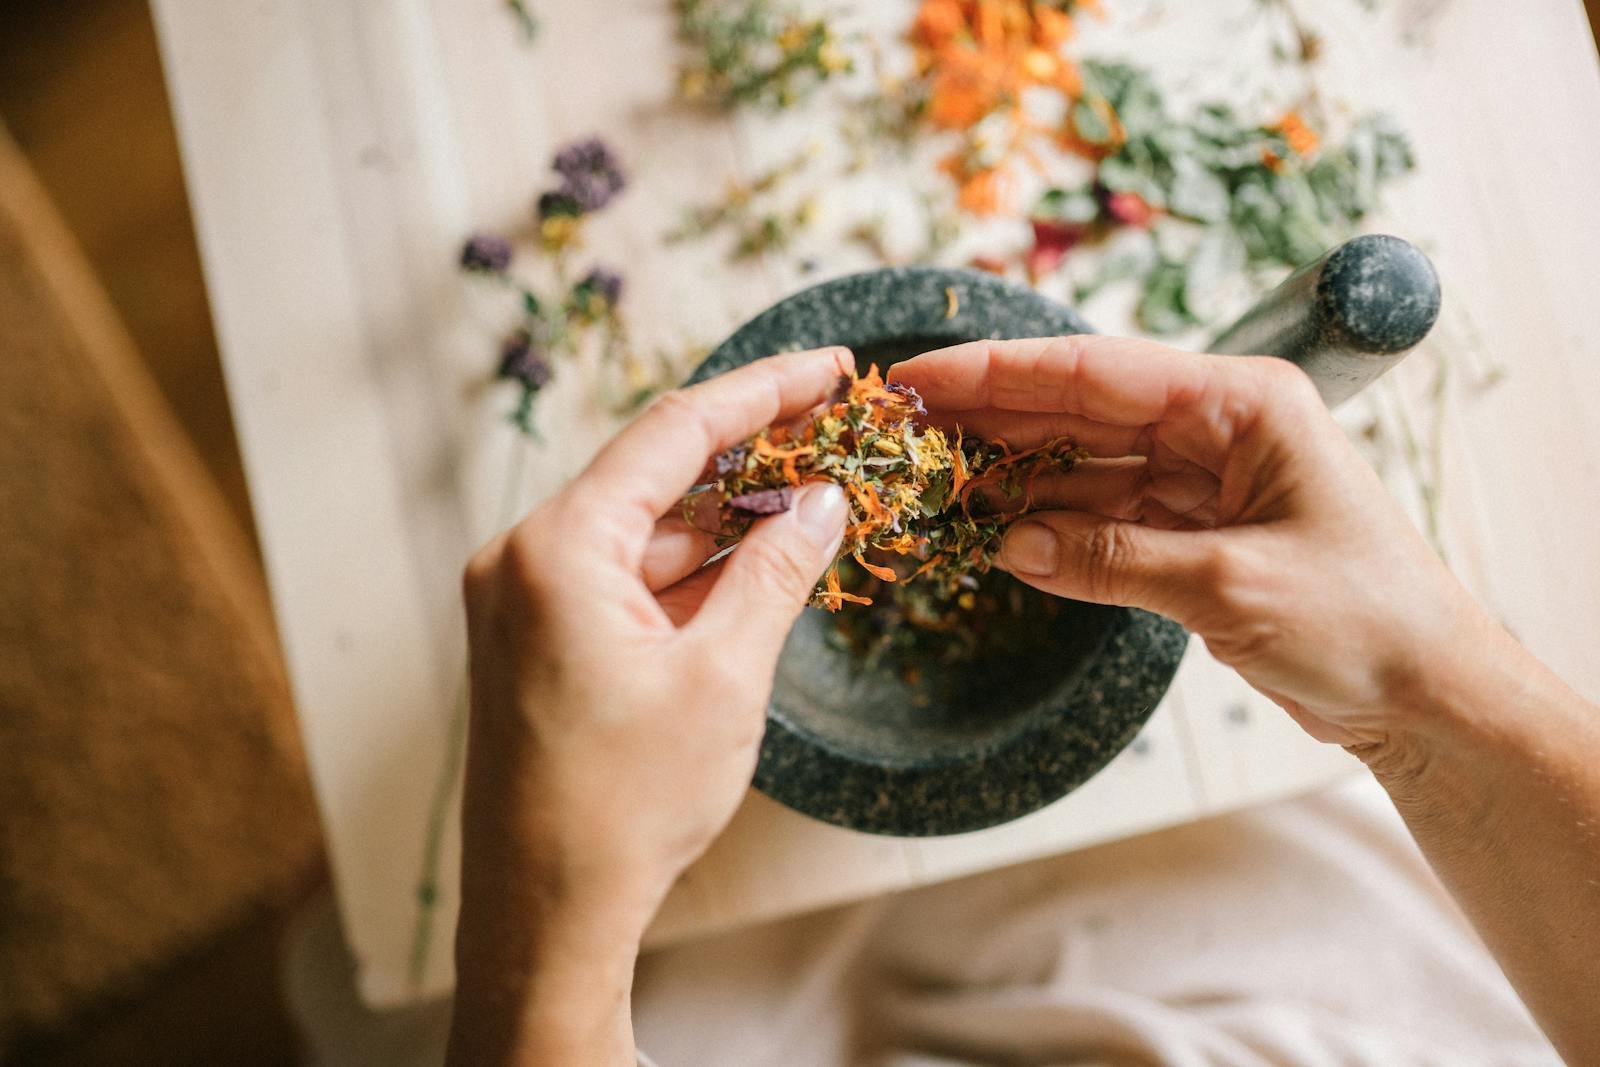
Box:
(574, 345, 852, 541)
(888, 335, 1218, 426)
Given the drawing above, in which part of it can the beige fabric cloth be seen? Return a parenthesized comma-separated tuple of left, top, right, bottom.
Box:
(288, 777, 1558, 1065)
(631, 776, 1557, 1066)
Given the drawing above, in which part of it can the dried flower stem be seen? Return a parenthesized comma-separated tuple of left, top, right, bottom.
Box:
(408, 431, 531, 989)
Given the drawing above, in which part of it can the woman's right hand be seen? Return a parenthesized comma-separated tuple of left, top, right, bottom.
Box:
(896, 334, 1600, 1064)
(890, 335, 1494, 755)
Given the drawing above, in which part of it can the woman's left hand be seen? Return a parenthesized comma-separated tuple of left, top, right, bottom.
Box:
(449, 347, 850, 1066)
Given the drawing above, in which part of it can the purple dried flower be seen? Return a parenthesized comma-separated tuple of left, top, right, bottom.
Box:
(460, 232, 513, 273)
(552, 137, 627, 212)
(713, 445, 748, 477)
(729, 487, 793, 515)
(497, 328, 552, 391)
(884, 380, 926, 414)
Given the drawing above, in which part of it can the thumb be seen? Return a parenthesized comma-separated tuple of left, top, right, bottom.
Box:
(690, 483, 849, 656)
(997, 510, 1218, 622)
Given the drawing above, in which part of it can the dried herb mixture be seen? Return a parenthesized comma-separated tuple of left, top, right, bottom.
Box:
(682, 366, 1086, 614)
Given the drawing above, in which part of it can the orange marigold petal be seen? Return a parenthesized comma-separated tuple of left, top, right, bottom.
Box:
(854, 552, 899, 583)
(1033, 7, 1074, 47)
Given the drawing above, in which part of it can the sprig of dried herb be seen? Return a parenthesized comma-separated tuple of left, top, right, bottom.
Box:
(505, 0, 538, 42)
(675, 0, 852, 110)
(681, 366, 1085, 612)
(667, 148, 820, 257)
(460, 138, 631, 436)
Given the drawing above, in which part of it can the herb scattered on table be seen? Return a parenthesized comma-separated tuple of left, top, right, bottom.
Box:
(1027, 60, 1415, 332)
(901, 0, 1103, 215)
(505, 0, 538, 42)
(459, 137, 634, 435)
(681, 366, 1086, 613)
(666, 147, 820, 257)
(674, 0, 853, 110)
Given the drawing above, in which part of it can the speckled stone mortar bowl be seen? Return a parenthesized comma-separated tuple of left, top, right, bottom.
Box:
(688, 238, 1439, 836)
(687, 267, 1189, 836)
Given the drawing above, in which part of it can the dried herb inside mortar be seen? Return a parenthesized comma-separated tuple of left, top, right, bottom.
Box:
(682, 366, 1087, 613)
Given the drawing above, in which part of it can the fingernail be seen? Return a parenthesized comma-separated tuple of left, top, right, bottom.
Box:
(796, 484, 848, 548)
(1001, 522, 1058, 576)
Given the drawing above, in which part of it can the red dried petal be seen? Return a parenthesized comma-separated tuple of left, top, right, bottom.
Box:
(1104, 191, 1155, 228)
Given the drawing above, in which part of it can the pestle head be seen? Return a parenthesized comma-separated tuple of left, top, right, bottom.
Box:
(1317, 233, 1442, 355)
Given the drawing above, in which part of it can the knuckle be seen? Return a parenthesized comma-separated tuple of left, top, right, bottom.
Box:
(1204, 615, 1284, 669)
(648, 386, 697, 419)
(694, 647, 747, 695)
(1076, 522, 1138, 601)
(648, 386, 705, 429)
(737, 535, 814, 600)
(1252, 356, 1321, 407)
(644, 387, 716, 454)
(677, 640, 748, 707)
(1196, 540, 1262, 615)
(501, 522, 567, 602)
(499, 532, 546, 590)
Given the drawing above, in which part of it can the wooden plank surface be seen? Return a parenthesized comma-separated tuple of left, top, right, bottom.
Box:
(152, 0, 1600, 1005)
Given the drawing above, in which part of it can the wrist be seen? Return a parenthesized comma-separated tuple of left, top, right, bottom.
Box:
(451, 893, 644, 1066)
(1357, 607, 1554, 797)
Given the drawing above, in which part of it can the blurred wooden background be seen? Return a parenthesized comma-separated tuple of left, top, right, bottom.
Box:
(2, 0, 1597, 1063)
(1, 3, 302, 1065)
(0, 0, 252, 543)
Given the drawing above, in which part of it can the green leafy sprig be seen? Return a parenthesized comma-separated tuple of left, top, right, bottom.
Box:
(675, 0, 853, 110)
(1034, 60, 1415, 333)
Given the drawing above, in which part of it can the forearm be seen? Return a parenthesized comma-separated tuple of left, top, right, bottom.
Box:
(447, 754, 648, 1067)
(1358, 613, 1600, 1063)
(446, 891, 644, 1067)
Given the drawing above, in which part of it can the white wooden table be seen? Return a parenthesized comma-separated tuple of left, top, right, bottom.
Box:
(152, 0, 1600, 1006)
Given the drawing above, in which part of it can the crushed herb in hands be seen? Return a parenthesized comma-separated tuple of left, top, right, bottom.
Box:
(681, 366, 1086, 613)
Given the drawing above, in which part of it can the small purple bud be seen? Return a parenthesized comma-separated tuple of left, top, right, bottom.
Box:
(461, 232, 513, 273)
(496, 329, 552, 390)
(728, 487, 793, 515)
(552, 136, 627, 212)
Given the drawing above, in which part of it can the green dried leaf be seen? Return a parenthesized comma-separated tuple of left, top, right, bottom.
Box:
(1166, 157, 1230, 223)
(1136, 258, 1200, 335)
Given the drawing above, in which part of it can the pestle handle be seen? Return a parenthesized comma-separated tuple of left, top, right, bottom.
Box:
(1206, 234, 1441, 407)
